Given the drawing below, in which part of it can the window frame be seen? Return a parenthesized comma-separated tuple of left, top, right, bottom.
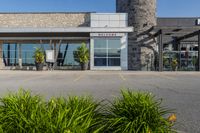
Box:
(93, 38, 121, 67)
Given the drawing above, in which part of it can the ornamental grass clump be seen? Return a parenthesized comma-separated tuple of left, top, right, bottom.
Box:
(0, 89, 103, 133)
(45, 96, 103, 133)
(102, 90, 174, 133)
(0, 89, 176, 133)
(0, 89, 46, 133)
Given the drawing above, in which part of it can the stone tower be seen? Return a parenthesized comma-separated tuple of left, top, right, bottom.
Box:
(116, 0, 157, 70)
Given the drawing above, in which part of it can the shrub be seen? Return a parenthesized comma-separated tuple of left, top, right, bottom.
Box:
(45, 96, 103, 133)
(73, 43, 89, 65)
(171, 58, 178, 71)
(0, 89, 46, 133)
(101, 89, 174, 133)
(33, 48, 45, 64)
(0, 89, 175, 133)
(0, 90, 102, 133)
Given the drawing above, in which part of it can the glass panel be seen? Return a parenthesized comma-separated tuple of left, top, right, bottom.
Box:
(163, 51, 198, 71)
(3, 44, 19, 66)
(94, 58, 107, 66)
(57, 43, 83, 67)
(21, 44, 41, 66)
(93, 38, 121, 67)
(108, 58, 120, 66)
(108, 39, 121, 49)
(2, 42, 88, 69)
(94, 49, 107, 57)
(108, 49, 120, 57)
(94, 39, 107, 48)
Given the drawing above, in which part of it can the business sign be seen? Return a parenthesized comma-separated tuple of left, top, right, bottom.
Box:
(45, 50, 54, 62)
(197, 19, 200, 25)
(90, 33, 125, 37)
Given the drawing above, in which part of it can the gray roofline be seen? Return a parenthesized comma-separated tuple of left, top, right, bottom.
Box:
(157, 17, 200, 19)
(0, 27, 134, 33)
(0, 12, 95, 14)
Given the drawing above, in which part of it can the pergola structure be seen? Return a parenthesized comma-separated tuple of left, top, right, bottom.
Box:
(139, 26, 200, 71)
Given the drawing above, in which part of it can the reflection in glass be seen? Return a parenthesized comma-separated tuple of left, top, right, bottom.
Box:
(108, 49, 120, 57)
(94, 38, 121, 67)
(94, 39, 107, 49)
(108, 39, 121, 49)
(94, 49, 107, 57)
(94, 58, 107, 66)
(2, 42, 87, 70)
(108, 58, 120, 66)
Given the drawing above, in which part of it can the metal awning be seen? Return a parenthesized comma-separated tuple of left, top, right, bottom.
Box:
(0, 27, 134, 33)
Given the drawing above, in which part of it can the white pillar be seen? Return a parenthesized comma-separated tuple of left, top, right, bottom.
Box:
(121, 33, 128, 70)
(90, 38, 94, 70)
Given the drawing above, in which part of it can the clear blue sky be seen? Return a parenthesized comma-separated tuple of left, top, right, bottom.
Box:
(0, 0, 199, 17)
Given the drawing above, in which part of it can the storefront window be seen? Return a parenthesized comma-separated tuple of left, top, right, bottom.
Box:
(2, 42, 87, 70)
(94, 38, 121, 67)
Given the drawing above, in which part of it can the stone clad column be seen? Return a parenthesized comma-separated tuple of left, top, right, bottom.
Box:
(0, 41, 5, 69)
(116, 0, 157, 71)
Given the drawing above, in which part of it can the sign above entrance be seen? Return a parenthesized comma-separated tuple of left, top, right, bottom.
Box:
(90, 33, 125, 37)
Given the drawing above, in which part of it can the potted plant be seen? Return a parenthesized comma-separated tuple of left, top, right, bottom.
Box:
(73, 43, 89, 70)
(33, 48, 45, 71)
(192, 56, 198, 71)
(171, 58, 178, 71)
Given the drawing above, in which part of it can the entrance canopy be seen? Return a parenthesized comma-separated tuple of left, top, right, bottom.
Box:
(0, 27, 133, 34)
(0, 27, 133, 42)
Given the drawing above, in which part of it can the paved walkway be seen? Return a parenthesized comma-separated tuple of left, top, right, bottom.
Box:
(0, 70, 200, 132)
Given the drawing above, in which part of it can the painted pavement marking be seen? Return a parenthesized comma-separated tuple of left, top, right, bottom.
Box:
(74, 74, 84, 82)
(119, 73, 126, 81)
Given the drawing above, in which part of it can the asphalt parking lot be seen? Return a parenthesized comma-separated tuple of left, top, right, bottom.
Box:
(0, 70, 200, 133)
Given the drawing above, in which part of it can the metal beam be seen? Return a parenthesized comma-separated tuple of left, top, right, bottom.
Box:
(177, 30, 200, 42)
(158, 30, 163, 72)
(137, 26, 154, 37)
(7, 44, 10, 66)
(0, 41, 4, 69)
(198, 33, 200, 71)
(0, 27, 134, 33)
(0, 37, 90, 40)
(137, 30, 161, 45)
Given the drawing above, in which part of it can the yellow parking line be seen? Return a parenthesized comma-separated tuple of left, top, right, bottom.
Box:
(157, 74, 176, 80)
(119, 74, 126, 81)
(22, 75, 46, 82)
(74, 74, 83, 82)
(147, 83, 160, 89)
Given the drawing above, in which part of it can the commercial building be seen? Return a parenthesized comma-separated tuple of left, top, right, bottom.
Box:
(0, 13, 133, 70)
(0, 0, 200, 71)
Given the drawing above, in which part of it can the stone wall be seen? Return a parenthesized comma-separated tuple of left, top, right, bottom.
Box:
(117, 0, 157, 71)
(0, 13, 90, 28)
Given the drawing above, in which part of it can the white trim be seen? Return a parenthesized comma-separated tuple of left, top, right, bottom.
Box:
(120, 33, 128, 70)
(91, 66, 122, 71)
(90, 34, 128, 71)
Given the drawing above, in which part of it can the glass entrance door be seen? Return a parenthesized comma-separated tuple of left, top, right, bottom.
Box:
(93, 38, 121, 67)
